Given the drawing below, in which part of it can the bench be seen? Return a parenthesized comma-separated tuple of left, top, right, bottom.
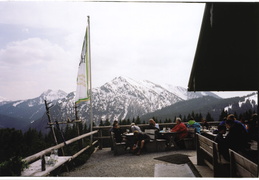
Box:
(144, 129, 166, 152)
(184, 127, 196, 149)
(196, 133, 230, 177)
(229, 149, 258, 177)
(110, 132, 127, 155)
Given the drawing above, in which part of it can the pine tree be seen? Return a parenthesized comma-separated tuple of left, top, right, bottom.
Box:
(121, 119, 127, 125)
(206, 112, 214, 122)
(132, 117, 135, 123)
(104, 119, 110, 126)
(219, 109, 228, 121)
(126, 118, 131, 125)
(99, 120, 104, 126)
(198, 113, 203, 121)
(135, 116, 141, 124)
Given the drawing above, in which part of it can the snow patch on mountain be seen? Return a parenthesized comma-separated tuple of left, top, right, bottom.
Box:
(224, 93, 257, 112)
(13, 101, 24, 107)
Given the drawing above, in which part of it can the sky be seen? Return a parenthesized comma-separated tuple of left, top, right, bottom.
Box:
(0, 1, 255, 100)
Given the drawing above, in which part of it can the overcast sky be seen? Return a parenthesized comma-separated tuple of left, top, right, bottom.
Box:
(0, 1, 255, 100)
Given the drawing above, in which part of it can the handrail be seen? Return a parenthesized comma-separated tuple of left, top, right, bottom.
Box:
(23, 130, 98, 164)
(93, 121, 221, 129)
(69, 140, 98, 161)
(93, 123, 176, 130)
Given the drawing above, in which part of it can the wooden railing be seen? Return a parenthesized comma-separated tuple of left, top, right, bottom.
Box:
(21, 130, 99, 176)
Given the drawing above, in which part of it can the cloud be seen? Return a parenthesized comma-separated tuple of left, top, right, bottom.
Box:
(0, 1, 206, 100)
(0, 37, 77, 100)
(1, 38, 64, 65)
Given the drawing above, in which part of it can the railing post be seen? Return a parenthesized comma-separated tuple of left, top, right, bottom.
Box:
(98, 128, 103, 150)
(41, 155, 46, 171)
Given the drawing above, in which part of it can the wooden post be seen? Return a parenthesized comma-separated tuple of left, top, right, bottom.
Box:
(44, 100, 66, 159)
(44, 100, 58, 145)
(41, 155, 46, 171)
(75, 103, 83, 149)
(98, 128, 103, 150)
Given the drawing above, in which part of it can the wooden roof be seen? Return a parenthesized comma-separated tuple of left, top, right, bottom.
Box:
(188, 3, 259, 92)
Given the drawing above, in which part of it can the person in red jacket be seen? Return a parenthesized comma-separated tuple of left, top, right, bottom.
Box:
(171, 117, 188, 142)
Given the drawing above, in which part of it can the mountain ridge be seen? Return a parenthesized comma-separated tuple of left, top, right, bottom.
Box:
(0, 76, 256, 132)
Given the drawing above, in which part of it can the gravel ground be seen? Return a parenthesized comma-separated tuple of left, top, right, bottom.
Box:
(60, 148, 196, 177)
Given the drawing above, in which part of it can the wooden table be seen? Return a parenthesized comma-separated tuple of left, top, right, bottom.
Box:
(159, 131, 179, 149)
(124, 132, 134, 136)
(201, 129, 217, 140)
(124, 132, 135, 150)
(21, 156, 71, 176)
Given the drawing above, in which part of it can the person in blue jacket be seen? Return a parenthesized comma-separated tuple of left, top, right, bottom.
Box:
(187, 118, 201, 134)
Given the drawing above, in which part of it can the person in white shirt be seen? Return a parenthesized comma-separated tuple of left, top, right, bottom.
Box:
(131, 123, 142, 132)
(148, 119, 160, 130)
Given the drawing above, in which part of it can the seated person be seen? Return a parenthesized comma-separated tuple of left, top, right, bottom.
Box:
(247, 113, 258, 141)
(171, 117, 188, 148)
(187, 118, 201, 134)
(201, 119, 210, 129)
(220, 114, 247, 132)
(146, 119, 160, 130)
(110, 121, 123, 143)
(132, 131, 150, 155)
(131, 123, 142, 132)
(225, 118, 249, 153)
(146, 119, 161, 138)
(214, 125, 229, 161)
(171, 117, 188, 141)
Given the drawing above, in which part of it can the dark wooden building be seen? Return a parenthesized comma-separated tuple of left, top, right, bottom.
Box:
(188, 3, 259, 92)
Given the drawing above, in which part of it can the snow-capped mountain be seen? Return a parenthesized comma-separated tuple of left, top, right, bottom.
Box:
(47, 77, 184, 126)
(1, 76, 254, 131)
(40, 89, 68, 102)
(45, 77, 223, 127)
(162, 83, 222, 100)
(95, 77, 183, 119)
(0, 90, 67, 129)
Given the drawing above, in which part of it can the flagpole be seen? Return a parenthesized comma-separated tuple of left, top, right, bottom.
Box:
(88, 16, 93, 143)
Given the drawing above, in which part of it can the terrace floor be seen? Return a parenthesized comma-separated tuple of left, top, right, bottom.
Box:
(60, 147, 213, 177)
